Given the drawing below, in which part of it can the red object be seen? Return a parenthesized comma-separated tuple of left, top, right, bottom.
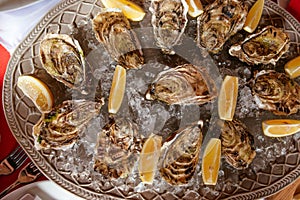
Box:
(0, 45, 46, 194)
(0, 44, 16, 161)
(0, 44, 20, 192)
(287, 0, 300, 22)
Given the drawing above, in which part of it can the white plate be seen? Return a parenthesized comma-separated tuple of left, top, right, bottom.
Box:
(0, 0, 61, 53)
(0, 0, 41, 12)
(1, 181, 84, 200)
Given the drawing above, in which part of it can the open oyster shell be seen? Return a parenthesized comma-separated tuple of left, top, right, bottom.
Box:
(94, 118, 144, 178)
(229, 26, 290, 65)
(160, 121, 203, 185)
(251, 70, 300, 115)
(201, 0, 215, 4)
(197, 0, 248, 53)
(149, 0, 188, 55)
(33, 99, 103, 150)
(221, 119, 256, 170)
(40, 34, 87, 94)
(92, 9, 144, 69)
(145, 64, 217, 105)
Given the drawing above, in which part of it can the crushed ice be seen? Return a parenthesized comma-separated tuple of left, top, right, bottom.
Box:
(36, 13, 300, 200)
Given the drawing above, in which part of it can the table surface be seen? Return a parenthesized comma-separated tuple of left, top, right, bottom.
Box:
(0, 0, 300, 199)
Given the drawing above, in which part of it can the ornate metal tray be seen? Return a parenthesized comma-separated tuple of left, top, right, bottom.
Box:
(3, 0, 300, 199)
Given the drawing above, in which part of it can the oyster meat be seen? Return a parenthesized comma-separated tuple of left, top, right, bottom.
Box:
(33, 99, 104, 150)
(40, 34, 87, 93)
(197, 0, 248, 53)
(229, 26, 290, 65)
(252, 70, 300, 115)
(160, 121, 203, 185)
(94, 118, 144, 178)
(92, 9, 144, 69)
(145, 64, 217, 105)
(149, 0, 188, 54)
(221, 119, 256, 169)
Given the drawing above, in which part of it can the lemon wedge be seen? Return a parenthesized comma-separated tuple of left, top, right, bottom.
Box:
(285, 55, 300, 79)
(108, 65, 126, 114)
(101, 0, 146, 21)
(17, 75, 54, 113)
(202, 138, 221, 185)
(186, 0, 204, 18)
(138, 134, 162, 183)
(262, 119, 300, 137)
(243, 0, 264, 33)
(218, 75, 239, 121)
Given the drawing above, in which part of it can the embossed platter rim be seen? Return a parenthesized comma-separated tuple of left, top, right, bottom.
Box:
(2, 0, 300, 199)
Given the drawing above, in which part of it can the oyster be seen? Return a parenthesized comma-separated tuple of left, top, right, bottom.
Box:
(197, 0, 248, 53)
(145, 64, 217, 105)
(221, 119, 256, 169)
(160, 121, 203, 185)
(40, 34, 87, 93)
(92, 9, 144, 69)
(33, 99, 104, 150)
(94, 118, 144, 178)
(229, 26, 290, 65)
(149, 0, 188, 54)
(201, 0, 215, 4)
(252, 70, 300, 115)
